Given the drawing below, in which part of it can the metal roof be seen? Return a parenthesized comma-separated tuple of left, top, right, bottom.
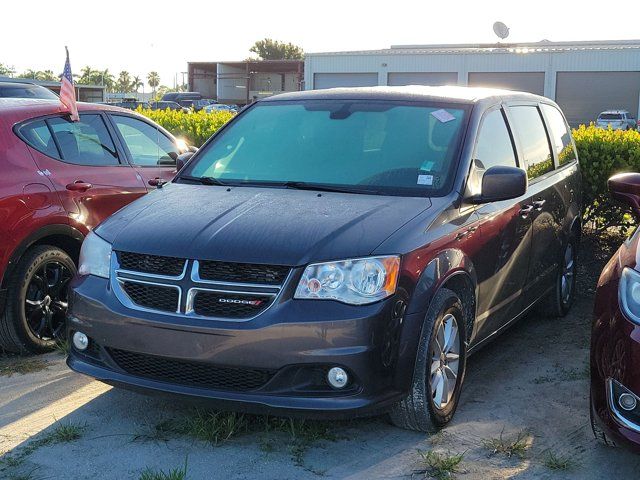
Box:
(308, 39, 640, 56)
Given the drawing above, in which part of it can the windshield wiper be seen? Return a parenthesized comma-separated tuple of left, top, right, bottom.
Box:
(179, 175, 227, 186)
(277, 181, 379, 194)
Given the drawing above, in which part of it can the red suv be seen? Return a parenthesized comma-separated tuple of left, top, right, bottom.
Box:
(0, 98, 185, 353)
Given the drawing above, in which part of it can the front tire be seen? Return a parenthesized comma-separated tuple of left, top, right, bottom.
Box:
(537, 236, 578, 318)
(0, 246, 75, 354)
(389, 288, 468, 432)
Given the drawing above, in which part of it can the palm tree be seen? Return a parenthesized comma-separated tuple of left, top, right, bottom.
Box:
(100, 69, 115, 92)
(132, 75, 143, 93)
(116, 71, 133, 93)
(147, 71, 160, 98)
(39, 70, 58, 81)
(18, 69, 39, 80)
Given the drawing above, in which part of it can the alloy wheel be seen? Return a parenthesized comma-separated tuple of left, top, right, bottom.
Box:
(429, 313, 461, 410)
(24, 261, 72, 341)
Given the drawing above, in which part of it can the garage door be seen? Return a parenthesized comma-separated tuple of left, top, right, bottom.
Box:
(313, 73, 378, 90)
(468, 72, 545, 96)
(387, 72, 457, 86)
(556, 72, 640, 127)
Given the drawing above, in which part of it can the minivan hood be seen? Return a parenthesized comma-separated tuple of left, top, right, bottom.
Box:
(97, 183, 432, 266)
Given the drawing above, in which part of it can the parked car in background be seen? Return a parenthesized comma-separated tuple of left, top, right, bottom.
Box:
(204, 103, 235, 113)
(67, 86, 581, 431)
(149, 101, 189, 113)
(0, 82, 58, 100)
(0, 98, 191, 353)
(161, 92, 202, 103)
(596, 110, 637, 131)
(591, 172, 640, 451)
(112, 101, 149, 110)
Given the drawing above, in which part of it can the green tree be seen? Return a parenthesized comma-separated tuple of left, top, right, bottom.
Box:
(249, 39, 304, 60)
(0, 63, 15, 76)
(132, 75, 143, 92)
(147, 71, 160, 97)
(39, 70, 58, 81)
(18, 69, 39, 80)
(116, 70, 133, 93)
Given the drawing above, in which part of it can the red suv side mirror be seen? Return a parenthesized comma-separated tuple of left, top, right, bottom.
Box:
(609, 172, 640, 218)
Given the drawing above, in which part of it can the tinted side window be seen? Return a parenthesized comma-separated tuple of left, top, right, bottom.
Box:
(20, 120, 61, 159)
(509, 106, 553, 180)
(47, 115, 119, 166)
(111, 115, 179, 166)
(475, 109, 517, 170)
(541, 104, 576, 166)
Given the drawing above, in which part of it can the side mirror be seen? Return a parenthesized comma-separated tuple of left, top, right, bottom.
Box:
(188, 145, 198, 153)
(471, 166, 527, 204)
(176, 151, 195, 171)
(609, 172, 640, 218)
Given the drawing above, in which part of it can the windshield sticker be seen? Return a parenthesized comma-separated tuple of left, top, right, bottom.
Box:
(420, 161, 435, 171)
(431, 109, 456, 123)
(417, 174, 434, 186)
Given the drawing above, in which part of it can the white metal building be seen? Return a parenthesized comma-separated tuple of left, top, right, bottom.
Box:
(304, 40, 640, 126)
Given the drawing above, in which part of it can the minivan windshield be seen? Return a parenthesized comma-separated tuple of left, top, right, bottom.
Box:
(180, 100, 469, 196)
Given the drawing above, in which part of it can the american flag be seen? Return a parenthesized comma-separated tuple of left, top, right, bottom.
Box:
(60, 47, 79, 121)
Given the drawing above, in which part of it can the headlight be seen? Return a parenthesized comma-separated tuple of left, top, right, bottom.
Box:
(294, 256, 400, 305)
(620, 267, 640, 324)
(78, 231, 112, 279)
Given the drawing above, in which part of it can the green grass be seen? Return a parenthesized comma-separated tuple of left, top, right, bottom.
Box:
(141, 410, 341, 474)
(54, 339, 70, 356)
(0, 358, 49, 377)
(482, 429, 530, 459)
(139, 458, 188, 480)
(543, 452, 575, 470)
(416, 450, 464, 480)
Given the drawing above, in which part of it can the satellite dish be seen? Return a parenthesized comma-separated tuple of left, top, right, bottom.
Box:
(493, 21, 510, 40)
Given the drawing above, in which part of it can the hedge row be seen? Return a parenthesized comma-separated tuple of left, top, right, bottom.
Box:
(572, 125, 640, 231)
(137, 107, 235, 148)
(137, 107, 639, 232)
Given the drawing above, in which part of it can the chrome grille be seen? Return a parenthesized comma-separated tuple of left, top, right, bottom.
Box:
(112, 253, 289, 320)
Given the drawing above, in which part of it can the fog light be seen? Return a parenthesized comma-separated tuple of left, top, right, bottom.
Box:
(72, 332, 89, 351)
(619, 393, 638, 411)
(327, 367, 348, 389)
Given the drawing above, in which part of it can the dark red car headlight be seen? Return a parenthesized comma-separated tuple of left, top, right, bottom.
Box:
(620, 267, 640, 324)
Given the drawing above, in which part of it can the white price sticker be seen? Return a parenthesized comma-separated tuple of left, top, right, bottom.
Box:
(431, 109, 456, 123)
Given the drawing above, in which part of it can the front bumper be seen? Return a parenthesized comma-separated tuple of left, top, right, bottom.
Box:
(66, 275, 422, 417)
(591, 291, 640, 451)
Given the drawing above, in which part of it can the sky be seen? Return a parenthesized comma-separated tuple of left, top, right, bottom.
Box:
(2, 0, 640, 88)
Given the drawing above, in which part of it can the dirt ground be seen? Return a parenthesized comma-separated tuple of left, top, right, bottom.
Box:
(2, 236, 640, 479)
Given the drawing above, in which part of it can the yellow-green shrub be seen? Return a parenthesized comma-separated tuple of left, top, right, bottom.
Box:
(137, 107, 235, 147)
(572, 125, 640, 231)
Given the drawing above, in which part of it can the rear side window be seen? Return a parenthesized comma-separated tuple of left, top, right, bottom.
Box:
(47, 115, 119, 166)
(474, 108, 517, 170)
(111, 115, 179, 166)
(541, 104, 576, 166)
(20, 120, 60, 159)
(508, 106, 553, 180)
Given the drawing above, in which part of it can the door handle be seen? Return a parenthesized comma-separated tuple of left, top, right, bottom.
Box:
(532, 199, 546, 211)
(65, 181, 93, 192)
(455, 226, 478, 240)
(519, 205, 535, 218)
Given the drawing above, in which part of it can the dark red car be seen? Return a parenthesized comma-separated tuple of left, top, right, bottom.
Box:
(591, 172, 640, 451)
(0, 98, 186, 353)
